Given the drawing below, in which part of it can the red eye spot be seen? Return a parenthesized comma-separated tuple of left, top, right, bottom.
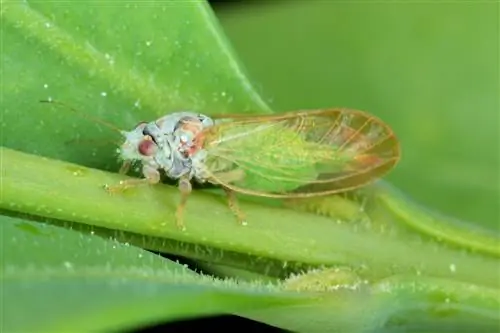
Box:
(138, 139, 156, 156)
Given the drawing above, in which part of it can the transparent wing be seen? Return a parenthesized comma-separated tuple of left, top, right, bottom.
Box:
(200, 108, 400, 198)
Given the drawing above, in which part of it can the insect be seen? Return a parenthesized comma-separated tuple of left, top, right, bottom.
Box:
(104, 108, 401, 230)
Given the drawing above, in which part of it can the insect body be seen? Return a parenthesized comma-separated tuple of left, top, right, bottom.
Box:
(105, 108, 401, 230)
(105, 111, 217, 229)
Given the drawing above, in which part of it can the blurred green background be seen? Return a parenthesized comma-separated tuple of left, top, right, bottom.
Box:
(214, 1, 499, 230)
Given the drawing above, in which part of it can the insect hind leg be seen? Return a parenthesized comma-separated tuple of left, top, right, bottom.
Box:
(208, 169, 247, 226)
(222, 186, 247, 226)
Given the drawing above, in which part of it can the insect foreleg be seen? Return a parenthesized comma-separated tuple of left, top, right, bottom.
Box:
(119, 160, 132, 175)
(104, 164, 160, 193)
(175, 175, 192, 231)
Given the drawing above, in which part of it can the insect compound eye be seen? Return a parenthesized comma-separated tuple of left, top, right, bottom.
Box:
(138, 135, 157, 156)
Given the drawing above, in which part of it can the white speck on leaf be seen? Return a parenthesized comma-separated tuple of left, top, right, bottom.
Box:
(43, 83, 48, 89)
(63, 261, 73, 269)
(449, 263, 456, 273)
(104, 53, 115, 65)
(145, 40, 152, 47)
(101, 91, 107, 97)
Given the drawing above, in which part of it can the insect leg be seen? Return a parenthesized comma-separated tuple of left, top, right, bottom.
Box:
(175, 176, 192, 231)
(119, 161, 132, 175)
(222, 186, 247, 226)
(104, 164, 160, 193)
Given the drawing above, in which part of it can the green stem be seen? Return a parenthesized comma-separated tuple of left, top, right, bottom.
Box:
(1, 147, 499, 288)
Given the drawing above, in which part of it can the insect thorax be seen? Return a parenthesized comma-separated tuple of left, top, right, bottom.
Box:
(124, 111, 214, 183)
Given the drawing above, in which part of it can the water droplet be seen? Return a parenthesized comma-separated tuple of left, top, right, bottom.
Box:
(43, 83, 49, 89)
(449, 263, 456, 273)
(47, 96, 53, 102)
(221, 91, 227, 97)
(134, 100, 141, 108)
(101, 91, 107, 97)
(90, 231, 95, 235)
(45, 22, 52, 28)
(63, 261, 73, 269)
(138, 253, 143, 258)
(145, 40, 152, 47)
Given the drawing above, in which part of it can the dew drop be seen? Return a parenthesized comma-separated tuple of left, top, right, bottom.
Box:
(145, 40, 152, 47)
(63, 261, 73, 269)
(138, 253, 143, 258)
(134, 99, 141, 108)
(45, 22, 52, 28)
(43, 83, 49, 89)
(449, 263, 456, 273)
(101, 91, 107, 97)
(221, 91, 227, 97)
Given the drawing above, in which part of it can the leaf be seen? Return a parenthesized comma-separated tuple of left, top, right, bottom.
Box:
(4, 216, 499, 333)
(0, 215, 313, 332)
(1, 0, 270, 172)
(1, 1, 499, 332)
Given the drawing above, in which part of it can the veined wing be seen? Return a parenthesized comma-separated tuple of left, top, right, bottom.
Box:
(200, 108, 401, 198)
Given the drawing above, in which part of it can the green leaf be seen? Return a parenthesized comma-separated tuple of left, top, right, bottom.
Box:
(3, 216, 499, 333)
(1, 215, 312, 332)
(1, 0, 270, 171)
(1, 1, 499, 332)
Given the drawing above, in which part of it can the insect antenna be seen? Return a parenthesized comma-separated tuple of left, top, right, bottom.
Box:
(39, 99, 123, 134)
(63, 137, 121, 147)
